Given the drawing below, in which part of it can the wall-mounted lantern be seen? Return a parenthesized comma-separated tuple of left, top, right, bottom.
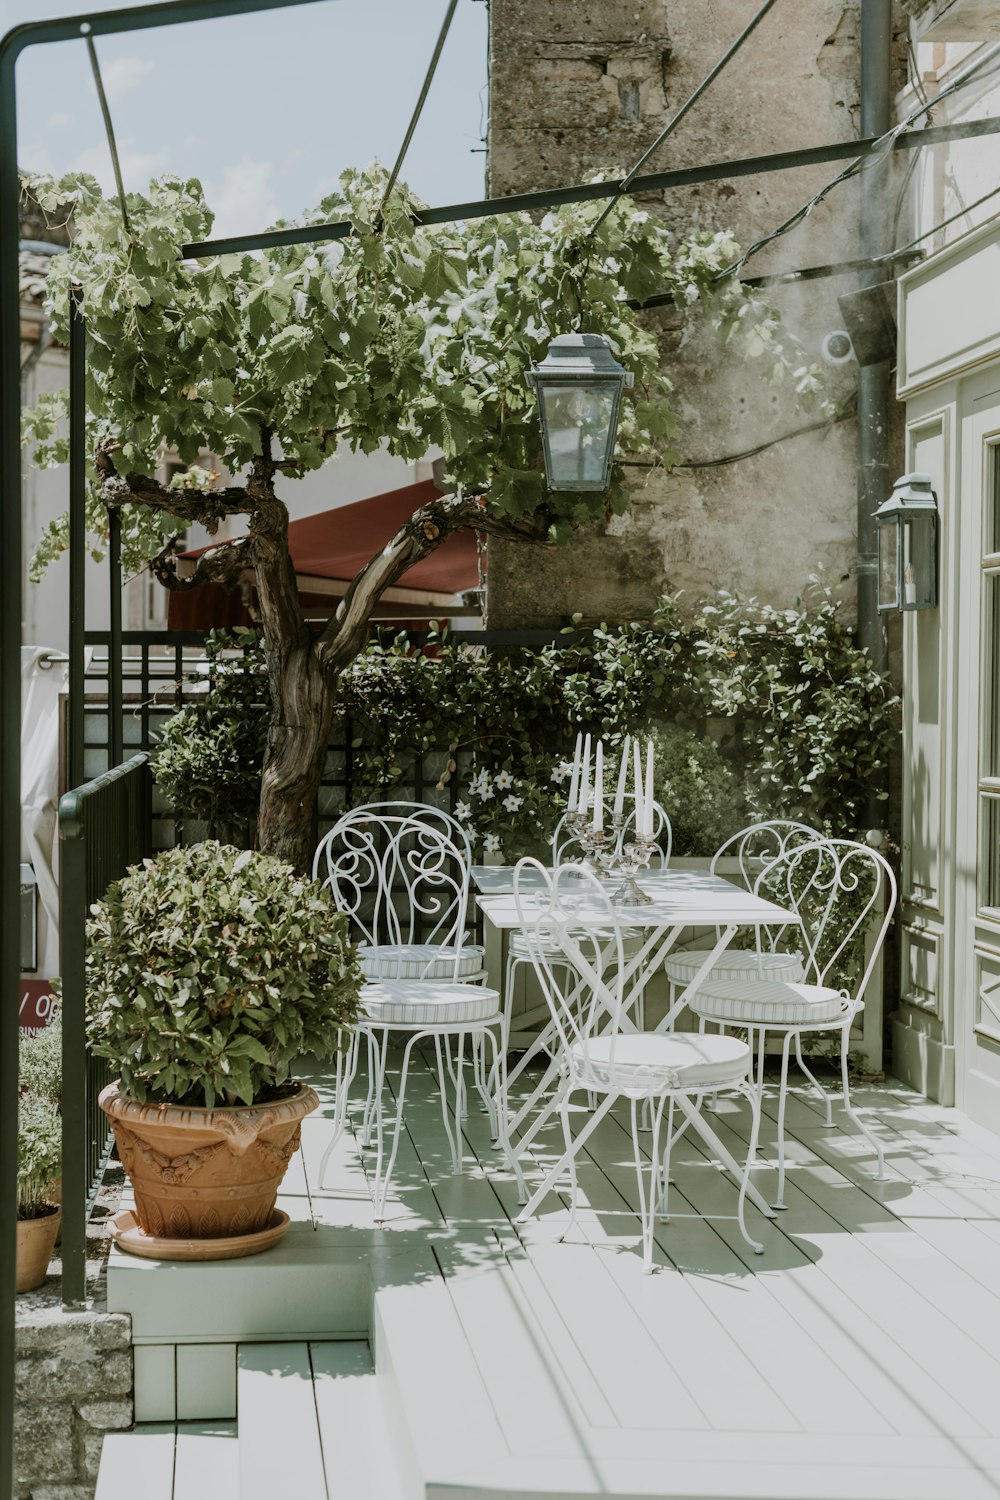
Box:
(527, 333, 634, 492)
(874, 471, 939, 613)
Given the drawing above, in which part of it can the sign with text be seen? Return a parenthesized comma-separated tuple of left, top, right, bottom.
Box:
(19, 980, 59, 1034)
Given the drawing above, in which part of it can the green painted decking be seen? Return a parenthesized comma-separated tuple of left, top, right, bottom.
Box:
(105, 1047, 1000, 1499)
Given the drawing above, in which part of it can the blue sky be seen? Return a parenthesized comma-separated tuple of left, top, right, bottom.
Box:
(6, 0, 490, 239)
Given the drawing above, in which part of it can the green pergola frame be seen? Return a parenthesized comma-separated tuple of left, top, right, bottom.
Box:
(5, 5, 1000, 1493)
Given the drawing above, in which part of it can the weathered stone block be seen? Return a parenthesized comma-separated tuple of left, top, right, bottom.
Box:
(91, 1315, 131, 1352)
(77, 1398, 133, 1430)
(32, 1487, 96, 1500)
(13, 1401, 75, 1483)
(81, 1428, 107, 1481)
(16, 1349, 131, 1402)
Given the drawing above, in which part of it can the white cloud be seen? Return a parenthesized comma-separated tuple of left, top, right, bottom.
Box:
(205, 159, 280, 240)
(18, 143, 53, 176)
(69, 140, 169, 194)
(47, 112, 72, 129)
(100, 56, 153, 103)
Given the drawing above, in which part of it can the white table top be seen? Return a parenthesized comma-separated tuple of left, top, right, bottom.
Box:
(473, 866, 797, 930)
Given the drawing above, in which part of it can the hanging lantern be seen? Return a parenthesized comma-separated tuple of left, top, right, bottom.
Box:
(873, 472, 939, 613)
(527, 333, 634, 492)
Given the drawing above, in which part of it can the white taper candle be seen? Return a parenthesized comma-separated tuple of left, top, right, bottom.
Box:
(579, 733, 592, 817)
(644, 739, 655, 839)
(594, 740, 604, 832)
(567, 732, 582, 812)
(613, 734, 630, 821)
(632, 738, 644, 841)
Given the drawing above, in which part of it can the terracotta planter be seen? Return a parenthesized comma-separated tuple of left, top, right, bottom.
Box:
(99, 1080, 318, 1242)
(16, 1205, 60, 1292)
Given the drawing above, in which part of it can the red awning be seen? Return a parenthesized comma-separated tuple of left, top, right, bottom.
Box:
(167, 478, 480, 632)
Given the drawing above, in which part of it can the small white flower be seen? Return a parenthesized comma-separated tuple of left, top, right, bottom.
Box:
(494, 770, 514, 790)
(550, 760, 573, 784)
(502, 795, 522, 812)
(480, 784, 494, 801)
(455, 801, 471, 820)
(483, 833, 501, 855)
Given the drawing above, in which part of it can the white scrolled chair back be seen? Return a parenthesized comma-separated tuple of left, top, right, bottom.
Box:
(711, 818, 824, 888)
(312, 801, 477, 979)
(551, 794, 672, 869)
(753, 837, 897, 1002)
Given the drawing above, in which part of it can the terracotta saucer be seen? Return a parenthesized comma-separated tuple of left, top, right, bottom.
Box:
(108, 1208, 290, 1261)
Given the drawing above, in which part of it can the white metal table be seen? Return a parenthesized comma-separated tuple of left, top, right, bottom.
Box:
(476, 867, 799, 1220)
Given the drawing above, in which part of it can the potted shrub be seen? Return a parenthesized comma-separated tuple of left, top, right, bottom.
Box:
(17, 1091, 61, 1291)
(86, 841, 362, 1256)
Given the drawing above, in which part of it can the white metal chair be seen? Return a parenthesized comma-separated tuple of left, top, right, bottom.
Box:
(502, 795, 672, 1090)
(663, 819, 819, 996)
(687, 837, 897, 1208)
(512, 858, 766, 1273)
(312, 802, 523, 1217)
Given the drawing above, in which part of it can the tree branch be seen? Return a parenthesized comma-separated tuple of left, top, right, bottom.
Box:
(150, 535, 251, 592)
(317, 489, 552, 670)
(94, 443, 253, 533)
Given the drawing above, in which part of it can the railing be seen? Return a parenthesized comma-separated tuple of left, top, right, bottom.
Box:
(58, 753, 152, 1306)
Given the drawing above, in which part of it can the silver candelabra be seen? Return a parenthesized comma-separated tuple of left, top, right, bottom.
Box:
(570, 813, 655, 905)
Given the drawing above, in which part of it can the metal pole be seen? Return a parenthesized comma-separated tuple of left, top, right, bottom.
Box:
(858, 0, 892, 826)
(108, 510, 123, 768)
(0, 32, 20, 1500)
(68, 290, 86, 791)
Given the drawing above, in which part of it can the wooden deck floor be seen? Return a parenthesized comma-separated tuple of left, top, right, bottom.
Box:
(117, 1047, 1000, 1499)
(276, 1044, 1000, 1499)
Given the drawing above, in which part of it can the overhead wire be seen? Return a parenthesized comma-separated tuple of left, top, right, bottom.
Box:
(377, 0, 459, 224)
(717, 40, 1000, 281)
(80, 23, 131, 235)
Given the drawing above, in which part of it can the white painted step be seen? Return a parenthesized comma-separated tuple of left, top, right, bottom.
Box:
(95, 1423, 238, 1500)
(238, 1340, 410, 1500)
(311, 1341, 412, 1500)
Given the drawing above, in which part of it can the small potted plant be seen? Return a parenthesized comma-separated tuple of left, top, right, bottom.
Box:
(17, 1091, 61, 1291)
(86, 840, 362, 1257)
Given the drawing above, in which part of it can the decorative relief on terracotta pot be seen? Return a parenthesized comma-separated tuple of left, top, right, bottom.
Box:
(99, 1081, 319, 1249)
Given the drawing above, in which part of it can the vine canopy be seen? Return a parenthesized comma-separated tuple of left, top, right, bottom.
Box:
(24, 163, 827, 578)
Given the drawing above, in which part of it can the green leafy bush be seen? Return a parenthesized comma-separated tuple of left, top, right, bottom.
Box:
(152, 629, 268, 835)
(18, 1092, 61, 1218)
(152, 579, 898, 860)
(85, 841, 362, 1108)
(648, 727, 748, 856)
(19, 1017, 62, 1110)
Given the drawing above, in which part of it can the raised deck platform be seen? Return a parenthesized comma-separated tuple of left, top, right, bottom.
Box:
(104, 1048, 1000, 1499)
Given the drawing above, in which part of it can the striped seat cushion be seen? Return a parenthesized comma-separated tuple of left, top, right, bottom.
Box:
(358, 943, 485, 981)
(665, 949, 805, 986)
(571, 1032, 750, 1091)
(360, 980, 501, 1027)
(509, 929, 644, 959)
(689, 978, 847, 1027)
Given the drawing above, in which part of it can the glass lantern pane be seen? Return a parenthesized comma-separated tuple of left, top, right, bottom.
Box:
(877, 520, 899, 612)
(901, 516, 936, 609)
(538, 381, 618, 489)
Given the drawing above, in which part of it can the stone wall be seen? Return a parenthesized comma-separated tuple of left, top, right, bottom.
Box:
(486, 0, 907, 626)
(14, 1308, 132, 1500)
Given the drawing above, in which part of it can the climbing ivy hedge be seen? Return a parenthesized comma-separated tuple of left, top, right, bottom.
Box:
(152, 577, 898, 861)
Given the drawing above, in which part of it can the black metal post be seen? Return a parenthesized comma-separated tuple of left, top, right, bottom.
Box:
(69, 290, 86, 791)
(58, 815, 88, 1307)
(108, 510, 123, 768)
(858, 0, 892, 826)
(0, 34, 18, 1500)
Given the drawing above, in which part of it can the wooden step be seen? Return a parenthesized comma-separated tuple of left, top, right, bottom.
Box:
(95, 1423, 238, 1500)
(311, 1341, 412, 1499)
(237, 1343, 326, 1498)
